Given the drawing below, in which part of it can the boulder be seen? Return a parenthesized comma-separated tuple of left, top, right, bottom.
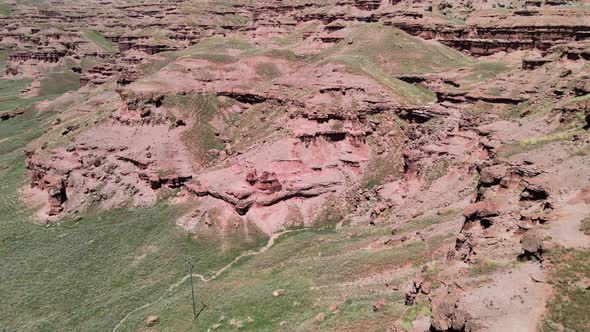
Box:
(328, 303, 339, 312)
(411, 315, 431, 332)
(430, 289, 467, 331)
(315, 312, 326, 322)
(43, 173, 68, 216)
(520, 229, 544, 255)
(463, 201, 499, 220)
(372, 299, 387, 312)
(520, 179, 549, 201)
(479, 165, 507, 186)
(146, 315, 159, 326)
(405, 277, 424, 305)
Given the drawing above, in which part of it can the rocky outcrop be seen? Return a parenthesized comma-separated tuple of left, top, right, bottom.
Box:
(22, 117, 194, 218)
(387, 21, 590, 56)
(438, 37, 553, 56)
(246, 170, 283, 193)
(116, 68, 140, 86)
(352, 0, 382, 11)
(430, 290, 469, 331)
(562, 44, 590, 61)
(404, 277, 431, 305)
(522, 58, 552, 70)
(436, 90, 526, 105)
(8, 46, 67, 63)
(429, 289, 471, 332)
(80, 63, 117, 86)
(25, 155, 70, 216)
(455, 159, 555, 263)
(139, 171, 192, 190)
(520, 228, 546, 260)
(186, 176, 341, 216)
(462, 201, 499, 221)
(2, 1, 589, 331)
(0, 108, 24, 121)
(42, 174, 68, 216)
(118, 37, 178, 55)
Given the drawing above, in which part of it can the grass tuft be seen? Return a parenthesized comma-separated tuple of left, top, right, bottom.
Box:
(542, 249, 590, 332)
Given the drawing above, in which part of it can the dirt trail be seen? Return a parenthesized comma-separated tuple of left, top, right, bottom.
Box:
(548, 202, 590, 249)
(494, 200, 590, 332)
(457, 262, 550, 332)
(111, 229, 299, 332)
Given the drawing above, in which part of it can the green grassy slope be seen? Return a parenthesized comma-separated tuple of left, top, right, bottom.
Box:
(0, 3, 11, 16)
(39, 70, 80, 96)
(0, 102, 452, 331)
(0, 21, 473, 332)
(0, 79, 33, 112)
(0, 76, 266, 331)
(0, 47, 9, 70)
(0, 54, 80, 114)
(543, 249, 590, 332)
(82, 29, 118, 52)
(316, 24, 473, 105)
(0, 111, 268, 330)
(333, 24, 472, 75)
(117, 225, 451, 331)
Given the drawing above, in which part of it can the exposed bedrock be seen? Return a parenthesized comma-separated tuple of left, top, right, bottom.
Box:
(26, 155, 69, 216)
(388, 21, 590, 56)
(24, 122, 193, 218)
(455, 160, 555, 263)
(185, 119, 370, 221)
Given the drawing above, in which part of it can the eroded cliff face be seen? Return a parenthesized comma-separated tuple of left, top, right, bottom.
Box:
(3, 0, 590, 330)
(2, 0, 588, 78)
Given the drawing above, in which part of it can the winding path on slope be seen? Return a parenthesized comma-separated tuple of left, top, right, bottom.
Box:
(112, 229, 300, 332)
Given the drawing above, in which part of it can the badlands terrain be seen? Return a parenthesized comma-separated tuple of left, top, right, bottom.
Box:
(0, 0, 589, 331)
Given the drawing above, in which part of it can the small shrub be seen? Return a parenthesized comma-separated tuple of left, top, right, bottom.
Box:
(362, 155, 402, 189)
(423, 159, 450, 186)
(398, 302, 431, 330)
(581, 216, 590, 236)
(542, 249, 590, 332)
(469, 260, 500, 277)
(255, 62, 281, 79)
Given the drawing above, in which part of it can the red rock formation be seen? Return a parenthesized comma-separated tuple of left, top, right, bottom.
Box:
(0, 108, 24, 121)
(26, 155, 69, 216)
(387, 21, 590, 56)
(42, 174, 68, 216)
(352, 0, 382, 11)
